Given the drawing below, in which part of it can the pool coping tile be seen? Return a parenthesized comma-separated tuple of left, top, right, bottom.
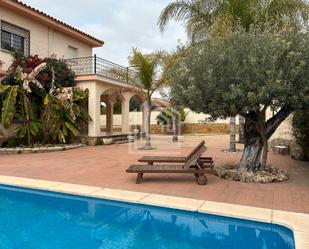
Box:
(91, 188, 149, 203)
(272, 210, 309, 232)
(139, 194, 205, 212)
(294, 231, 309, 249)
(198, 201, 273, 223)
(0, 175, 308, 249)
(0, 175, 61, 190)
(48, 183, 102, 195)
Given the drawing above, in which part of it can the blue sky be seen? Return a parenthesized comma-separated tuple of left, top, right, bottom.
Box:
(21, 0, 187, 66)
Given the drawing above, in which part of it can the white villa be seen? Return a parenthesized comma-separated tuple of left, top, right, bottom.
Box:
(0, 0, 151, 143)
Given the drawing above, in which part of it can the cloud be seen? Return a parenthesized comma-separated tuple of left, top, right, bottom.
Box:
(21, 0, 187, 65)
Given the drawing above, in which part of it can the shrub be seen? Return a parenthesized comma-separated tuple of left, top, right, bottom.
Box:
(292, 108, 309, 161)
(0, 53, 89, 146)
(156, 107, 187, 125)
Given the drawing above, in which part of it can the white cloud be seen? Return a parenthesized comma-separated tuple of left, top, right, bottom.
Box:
(21, 0, 187, 65)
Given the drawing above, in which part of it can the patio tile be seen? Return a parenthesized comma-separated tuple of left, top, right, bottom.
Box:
(272, 210, 309, 232)
(91, 188, 148, 203)
(0, 135, 308, 214)
(199, 201, 272, 223)
(139, 194, 205, 211)
(294, 231, 309, 249)
(49, 183, 102, 196)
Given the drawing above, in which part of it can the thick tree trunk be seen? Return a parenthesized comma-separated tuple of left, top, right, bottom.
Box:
(238, 138, 263, 171)
(237, 106, 294, 172)
(229, 116, 236, 152)
(172, 107, 178, 143)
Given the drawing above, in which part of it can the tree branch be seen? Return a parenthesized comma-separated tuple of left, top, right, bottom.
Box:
(265, 105, 294, 139)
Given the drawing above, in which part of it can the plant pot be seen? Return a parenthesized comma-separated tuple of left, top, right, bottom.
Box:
(127, 135, 135, 142)
(103, 138, 113, 145)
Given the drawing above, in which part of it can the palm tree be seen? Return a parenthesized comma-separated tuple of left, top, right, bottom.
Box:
(129, 48, 163, 150)
(158, 0, 309, 40)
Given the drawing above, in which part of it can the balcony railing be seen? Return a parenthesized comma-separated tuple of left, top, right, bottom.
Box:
(66, 55, 140, 85)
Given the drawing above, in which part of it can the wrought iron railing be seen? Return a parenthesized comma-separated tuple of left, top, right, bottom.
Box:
(66, 55, 140, 85)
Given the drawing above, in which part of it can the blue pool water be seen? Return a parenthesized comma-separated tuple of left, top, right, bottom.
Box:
(0, 185, 294, 249)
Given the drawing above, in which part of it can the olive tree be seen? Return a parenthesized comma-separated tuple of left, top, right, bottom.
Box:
(170, 29, 309, 171)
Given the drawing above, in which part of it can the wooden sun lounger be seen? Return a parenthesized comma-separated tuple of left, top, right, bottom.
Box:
(138, 141, 214, 170)
(126, 142, 212, 185)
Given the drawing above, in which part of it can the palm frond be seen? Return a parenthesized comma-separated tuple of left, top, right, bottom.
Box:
(158, 0, 219, 37)
(158, 0, 196, 31)
(64, 121, 79, 136)
(1, 86, 18, 127)
(129, 48, 155, 91)
(0, 85, 11, 94)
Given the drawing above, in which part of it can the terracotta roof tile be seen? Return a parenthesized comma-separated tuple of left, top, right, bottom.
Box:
(7, 0, 104, 46)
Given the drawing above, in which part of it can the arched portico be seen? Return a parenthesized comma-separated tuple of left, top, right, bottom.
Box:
(76, 75, 146, 137)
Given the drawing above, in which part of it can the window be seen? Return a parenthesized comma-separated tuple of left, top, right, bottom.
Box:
(67, 46, 78, 58)
(0, 21, 29, 55)
(1, 30, 24, 53)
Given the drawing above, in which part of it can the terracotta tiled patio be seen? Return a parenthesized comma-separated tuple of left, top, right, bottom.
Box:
(0, 135, 308, 214)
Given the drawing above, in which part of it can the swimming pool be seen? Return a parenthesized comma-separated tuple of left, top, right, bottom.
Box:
(0, 184, 294, 249)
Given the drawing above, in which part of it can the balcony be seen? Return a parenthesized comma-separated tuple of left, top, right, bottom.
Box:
(66, 55, 139, 85)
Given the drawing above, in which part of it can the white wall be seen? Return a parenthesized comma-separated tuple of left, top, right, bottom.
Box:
(100, 109, 236, 127)
(101, 111, 161, 127)
(0, 5, 92, 70)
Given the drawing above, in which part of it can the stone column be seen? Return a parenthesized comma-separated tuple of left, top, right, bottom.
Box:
(106, 101, 114, 133)
(87, 83, 101, 137)
(121, 92, 133, 133)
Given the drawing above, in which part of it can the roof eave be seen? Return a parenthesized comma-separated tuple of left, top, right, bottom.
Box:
(0, 0, 104, 47)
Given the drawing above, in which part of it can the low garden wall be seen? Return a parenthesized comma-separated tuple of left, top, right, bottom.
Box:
(0, 144, 84, 154)
(151, 123, 239, 135)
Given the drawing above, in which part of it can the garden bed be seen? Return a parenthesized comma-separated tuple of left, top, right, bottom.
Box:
(215, 165, 288, 183)
(0, 144, 84, 154)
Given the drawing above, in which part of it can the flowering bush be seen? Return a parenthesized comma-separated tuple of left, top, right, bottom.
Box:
(2, 52, 75, 90)
(0, 53, 89, 146)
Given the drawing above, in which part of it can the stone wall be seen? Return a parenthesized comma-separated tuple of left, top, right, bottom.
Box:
(151, 123, 238, 135)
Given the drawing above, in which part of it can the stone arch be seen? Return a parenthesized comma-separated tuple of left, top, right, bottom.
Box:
(100, 88, 124, 133)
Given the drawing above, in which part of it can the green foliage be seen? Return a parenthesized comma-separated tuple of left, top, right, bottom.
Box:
(130, 97, 142, 112)
(1, 86, 18, 127)
(2, 52, 75, 90)
(0, 53, 89, 146)
(292, 108, 309, 160)
(158, 0, 309, 40)
(129, 48, 163, 97)
(156, 107, 187, 125)
(42, 88, 90, 144)
(169, 29, 309, 119)
(45, 57, 76, 89)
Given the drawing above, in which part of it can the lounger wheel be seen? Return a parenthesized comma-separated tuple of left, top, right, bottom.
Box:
(196, 174, 207, 185)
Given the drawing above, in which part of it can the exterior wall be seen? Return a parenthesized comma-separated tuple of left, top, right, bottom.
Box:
(100, 109, 236, 127)
(0, 5, 92, 70)
(151, 123, 234, 135)
(100, 111, 159, 127)
(100, 108, 294, 140)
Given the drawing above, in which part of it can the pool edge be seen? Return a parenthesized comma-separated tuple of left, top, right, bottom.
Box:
(0, 175, 308, 249)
